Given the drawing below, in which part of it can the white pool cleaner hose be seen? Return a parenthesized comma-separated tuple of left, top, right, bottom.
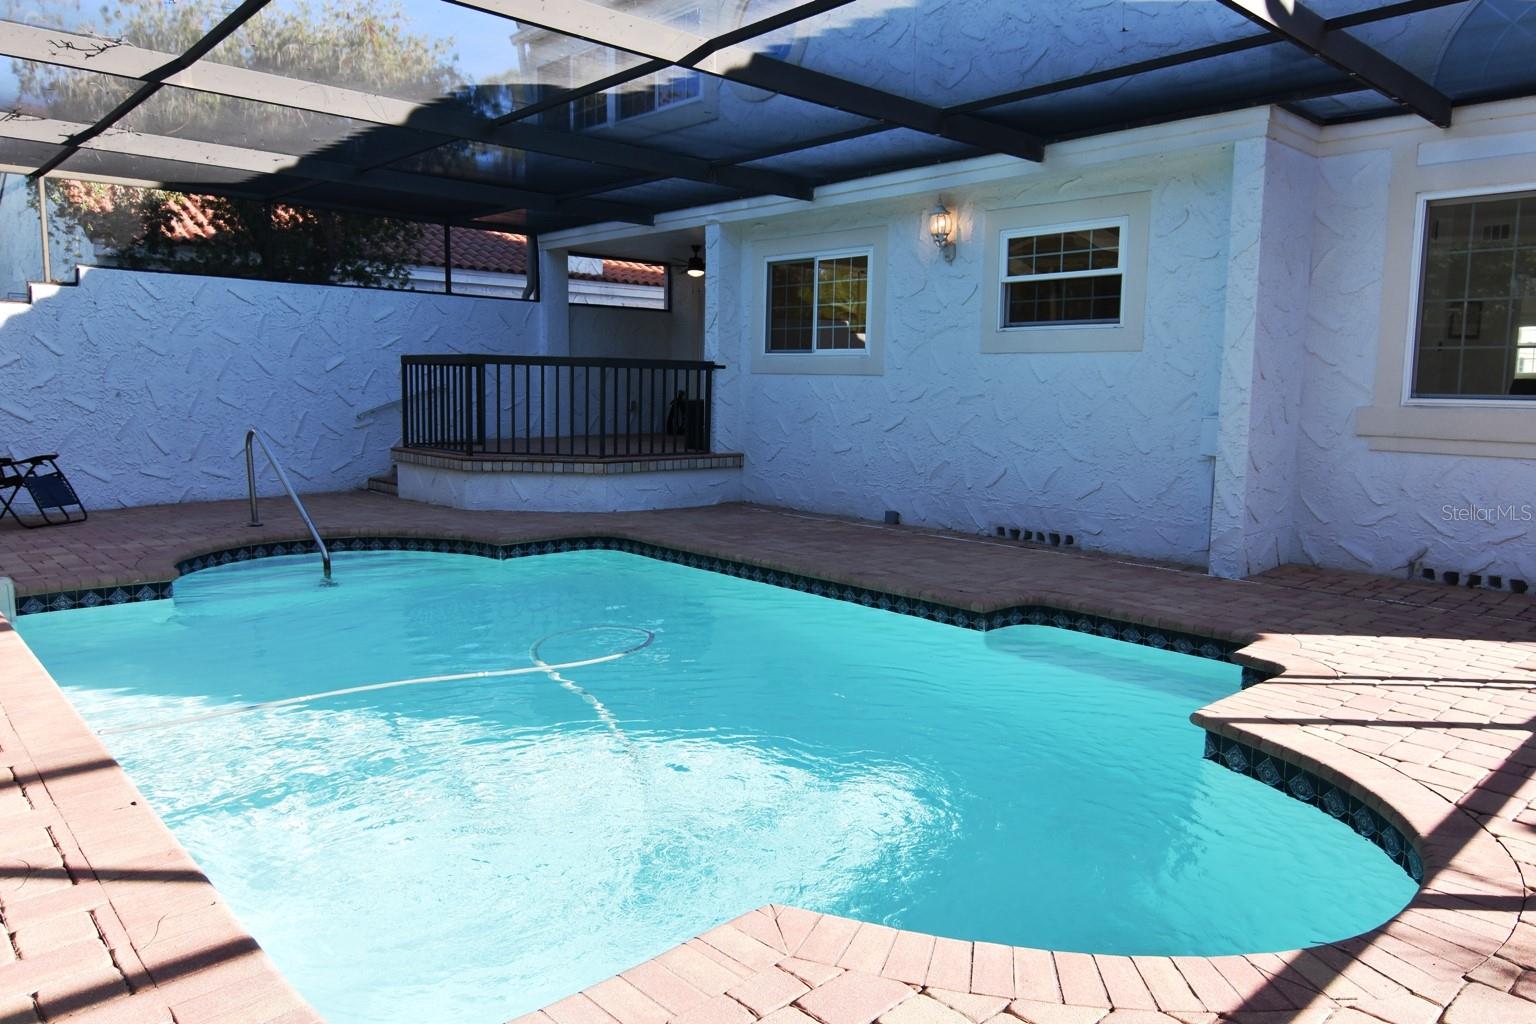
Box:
(99, 625, 655, 736)
(529, 627, 640, 737)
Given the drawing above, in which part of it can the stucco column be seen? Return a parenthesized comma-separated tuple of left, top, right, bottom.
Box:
(538, 244, 570, 357)
(1208, 129, 1318, 578)
(702, 220, 746, 454)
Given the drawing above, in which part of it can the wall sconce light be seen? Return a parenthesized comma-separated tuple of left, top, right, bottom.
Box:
(928, 200, 956, 262)
(685, 245, 706, 278)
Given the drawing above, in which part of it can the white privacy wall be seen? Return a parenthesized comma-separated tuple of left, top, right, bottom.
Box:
(0, 267, 545, 508)
(708, 147, 1235, 566)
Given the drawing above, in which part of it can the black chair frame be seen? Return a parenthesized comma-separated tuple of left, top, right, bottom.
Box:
(0, 454, 88, 528)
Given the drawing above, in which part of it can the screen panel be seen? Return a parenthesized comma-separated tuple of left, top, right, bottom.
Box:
(581, 178, 742, 214)
(125, 86, 391, 160)
(394, 140, 639, 195)
(0, 169, 45, 294)
(1301, 0, 1403, 15)
(977, 42, 1350, 140)
(1352, 0, 1535, 103)
(1288, 90, 1401, 121)
(204, 0, 651, 118)
(0, 0, 246, 49)
(0, 59, 141, 124)
(294, 179, 512, 222)
(532, 75, 878, 163)
(743, 128, 978, 182)
(426, 224, 534, 298)
(4, 0, 1536, 236)
(53, 148, 296, 191)
(572, 0, 824, 42)
(744, 0, 1264, 108)
(39, 175, 464, 292)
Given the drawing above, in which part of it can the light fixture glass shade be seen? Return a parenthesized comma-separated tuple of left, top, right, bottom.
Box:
(929, 204, 954, 247)
(685, 245, 706, 278)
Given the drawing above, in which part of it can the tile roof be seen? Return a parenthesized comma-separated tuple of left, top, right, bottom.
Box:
(58, 185, 666, 288)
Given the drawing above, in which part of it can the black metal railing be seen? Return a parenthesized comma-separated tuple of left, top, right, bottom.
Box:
(400, 354, 723, 458)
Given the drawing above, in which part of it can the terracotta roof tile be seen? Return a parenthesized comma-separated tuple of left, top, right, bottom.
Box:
(413, 223, 524, 275)
(60, 187, 665, 287)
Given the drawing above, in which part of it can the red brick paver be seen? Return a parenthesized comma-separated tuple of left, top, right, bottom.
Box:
(2, 494, 1536, 1024)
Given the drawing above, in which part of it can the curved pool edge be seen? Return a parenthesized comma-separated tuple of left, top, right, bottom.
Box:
(2, 499, 1532, 1023)
(522, 680, 1521, 1024)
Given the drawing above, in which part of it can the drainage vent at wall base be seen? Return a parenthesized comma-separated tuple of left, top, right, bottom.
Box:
(994, 526, 1076, 549)
(1413, 560, 1528, 594)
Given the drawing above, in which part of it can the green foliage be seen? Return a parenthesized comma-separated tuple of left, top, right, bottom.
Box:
(10, 0, 461, 287)
(45, 181, 427, 288)
(7, 0, 463, 123)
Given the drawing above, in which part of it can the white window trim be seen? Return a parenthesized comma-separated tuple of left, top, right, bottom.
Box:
(996, 216, 1128, 331)
(763, 246, 874, 357)
(1398, 181, 1536, 408)
(981, 192, 1149, 354)
(1352, 124, 1536, 460)
(746, 225, 888, 376)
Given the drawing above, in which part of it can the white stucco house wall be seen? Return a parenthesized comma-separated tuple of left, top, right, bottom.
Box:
(2, 98, 1534, 587)
(550, 100, 1536, 585)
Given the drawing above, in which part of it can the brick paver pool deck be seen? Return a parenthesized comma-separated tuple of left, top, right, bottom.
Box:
(1, 493, 1534, 1024)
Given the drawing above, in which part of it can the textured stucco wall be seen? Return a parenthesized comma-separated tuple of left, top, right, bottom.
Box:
(708, 147, 1234, 566)
(1293, 145, 1536, 582)
(397, 462, 742, 511)
(569, 270, 704, 361)
(0, 267, 545, 508)
(1209, 137, 1318, 578)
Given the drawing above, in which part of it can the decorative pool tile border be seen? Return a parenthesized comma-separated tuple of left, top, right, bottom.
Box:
(609, 537, 1247, 662)
(19, 534, 1420, 883)
(14, 579, 173, 616)
(1204, 732, 1423, 884)
(19, 534, 1247, 667)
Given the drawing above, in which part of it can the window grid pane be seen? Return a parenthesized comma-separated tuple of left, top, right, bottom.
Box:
(815, 255, 869, 351)
(1006, 225, 1119, 279)
(1004, 276, 1122, 327)
(767, 258, 815, 352)
(1413, 192, 1536, 399)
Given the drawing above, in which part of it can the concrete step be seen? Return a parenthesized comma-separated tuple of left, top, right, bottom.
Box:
(365, 466, 398, 496)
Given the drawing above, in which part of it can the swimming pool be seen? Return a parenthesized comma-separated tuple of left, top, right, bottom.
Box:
(17, 549, 1416, 1024)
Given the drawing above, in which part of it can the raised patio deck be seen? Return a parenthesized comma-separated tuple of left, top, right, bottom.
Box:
(1, 494, 1534, 1024)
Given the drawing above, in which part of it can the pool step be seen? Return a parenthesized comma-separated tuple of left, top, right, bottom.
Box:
(366, 466, 398, 497)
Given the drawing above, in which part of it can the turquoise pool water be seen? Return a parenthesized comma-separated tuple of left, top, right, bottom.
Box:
(17, 550, 1415, 1024)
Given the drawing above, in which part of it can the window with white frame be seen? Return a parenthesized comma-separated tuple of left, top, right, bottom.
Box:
(1412, 190, 1536, 399)
(999, 220, 1124, 329)
(765, 250, 870, 353)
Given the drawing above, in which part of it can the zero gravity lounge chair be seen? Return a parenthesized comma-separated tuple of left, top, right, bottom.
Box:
(0, 454, 87, 528)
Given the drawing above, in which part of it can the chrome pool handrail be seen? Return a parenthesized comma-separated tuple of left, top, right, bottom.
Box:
(244, 427, 332, 582)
